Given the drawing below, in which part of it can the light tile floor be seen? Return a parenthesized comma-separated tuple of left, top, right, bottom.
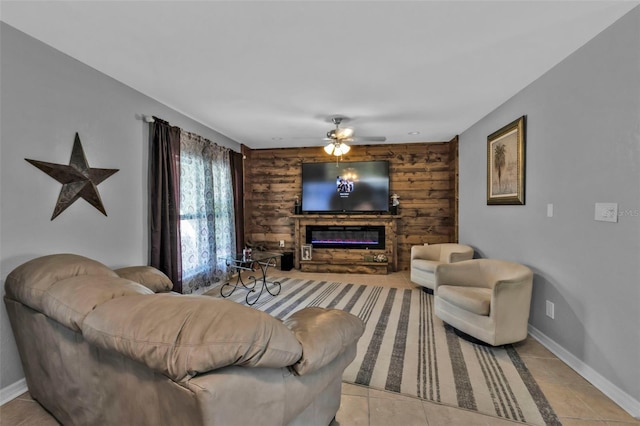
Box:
(2, 270, 638, 425)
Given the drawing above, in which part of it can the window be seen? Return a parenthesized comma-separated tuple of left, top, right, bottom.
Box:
(179, 131, 236, 293)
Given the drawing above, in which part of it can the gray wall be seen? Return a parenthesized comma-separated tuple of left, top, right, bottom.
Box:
(459, 6, 640, 409)
(0, 23, 241, 390)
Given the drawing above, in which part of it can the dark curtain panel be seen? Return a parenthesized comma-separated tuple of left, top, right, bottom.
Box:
(230, 151, 245, 254)
(149, 118, 183, 293)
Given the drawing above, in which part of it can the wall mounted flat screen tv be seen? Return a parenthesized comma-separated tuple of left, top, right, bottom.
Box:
(301, 161, 390, 213)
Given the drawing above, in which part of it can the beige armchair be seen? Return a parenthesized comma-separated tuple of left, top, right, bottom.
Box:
(410, 243, 474, 292)
(434, 259, 533, 346)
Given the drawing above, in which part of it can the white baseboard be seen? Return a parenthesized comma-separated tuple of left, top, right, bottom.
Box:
(0, 378, 28, 406)
(528, 325, 640, 419)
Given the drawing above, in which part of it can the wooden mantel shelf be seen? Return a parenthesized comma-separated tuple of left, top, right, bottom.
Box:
(291, 214, 402, 219)
(292, 214, 399, 274)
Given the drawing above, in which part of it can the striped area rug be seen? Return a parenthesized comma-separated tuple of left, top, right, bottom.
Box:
(205, 277, 560, 425)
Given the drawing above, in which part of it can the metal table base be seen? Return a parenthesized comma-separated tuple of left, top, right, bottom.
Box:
(221, 253, 282, 305)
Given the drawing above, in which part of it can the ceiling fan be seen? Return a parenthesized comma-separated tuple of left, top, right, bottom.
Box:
(323, 116, 386, 157)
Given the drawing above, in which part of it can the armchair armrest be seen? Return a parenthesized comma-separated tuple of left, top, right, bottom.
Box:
(485, 263, 533, 290)
(411, 244, 441, 261)
(283, 307, 364, 376)
(441, 245, 474, 263)
(490, 273, 533, 330)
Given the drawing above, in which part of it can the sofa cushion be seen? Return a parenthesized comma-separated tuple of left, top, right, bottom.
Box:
(82, 294, 303, 382)
(283, 307, 364, 376)
(114, 266, 173, 293)
(411, 259, 441, 273)
(5, 254, 118, 312)
(437, 286, 492, 316)
(41, 276, 153, 331)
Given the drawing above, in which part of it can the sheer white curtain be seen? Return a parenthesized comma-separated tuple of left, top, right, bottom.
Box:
(179, 130, 236, 294)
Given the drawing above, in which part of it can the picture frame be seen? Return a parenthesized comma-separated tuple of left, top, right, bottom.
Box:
(487, 116, 526, 205)
(301, 244, 313, 261)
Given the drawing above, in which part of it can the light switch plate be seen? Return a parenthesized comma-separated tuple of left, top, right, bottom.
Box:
(547, 204, 553, 217)
(595, 203, 618, 223)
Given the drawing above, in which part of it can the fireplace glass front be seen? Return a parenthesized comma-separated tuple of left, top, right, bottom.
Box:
(305, 225, 385, 250)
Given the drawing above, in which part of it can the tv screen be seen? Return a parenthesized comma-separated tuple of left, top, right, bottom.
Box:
(301, 161, 390, 213)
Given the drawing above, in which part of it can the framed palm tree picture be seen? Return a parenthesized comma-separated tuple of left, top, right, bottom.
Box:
(487, 116, 526, 205)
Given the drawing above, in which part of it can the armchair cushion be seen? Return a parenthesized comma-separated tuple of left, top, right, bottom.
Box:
(283, 307, 365, 376)
(411, 259, 440, 274)
(437, 286, 491, 316)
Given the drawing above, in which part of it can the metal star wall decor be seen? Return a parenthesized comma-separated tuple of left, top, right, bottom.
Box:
(25, 133, 119, 220)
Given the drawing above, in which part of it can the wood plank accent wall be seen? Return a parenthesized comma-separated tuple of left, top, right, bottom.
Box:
(242, 141, 457, 271)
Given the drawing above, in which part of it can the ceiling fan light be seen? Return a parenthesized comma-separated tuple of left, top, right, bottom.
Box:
(338, 143, 350, 155)
(324, 143, 335, 155)
(324, 141, 351, 156)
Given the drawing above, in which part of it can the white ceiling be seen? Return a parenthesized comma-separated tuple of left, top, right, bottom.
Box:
(1, 1, 638, 149)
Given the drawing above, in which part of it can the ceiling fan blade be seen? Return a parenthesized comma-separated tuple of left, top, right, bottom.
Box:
(354, 136, 387, 142)
(289, 136, 330, 140)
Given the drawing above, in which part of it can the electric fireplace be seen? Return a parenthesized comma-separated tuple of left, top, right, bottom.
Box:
(305, 225, 385, 250)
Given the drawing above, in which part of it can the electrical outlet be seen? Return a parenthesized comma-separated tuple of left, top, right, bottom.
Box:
(545, 300, 555, 319)
(279, 240, 285, 248)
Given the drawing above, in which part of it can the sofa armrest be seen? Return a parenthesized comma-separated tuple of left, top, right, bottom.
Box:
(114, 266, 174, 293)
(283, 307, 364, 376)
